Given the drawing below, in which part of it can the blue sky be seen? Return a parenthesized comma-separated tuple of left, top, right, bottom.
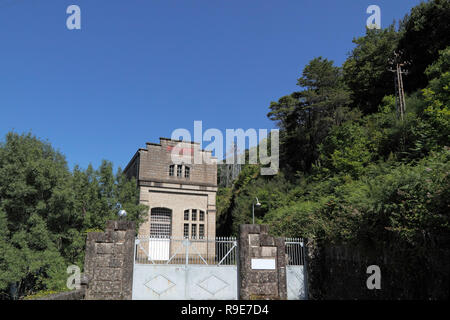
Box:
(0, 0, 423, 170)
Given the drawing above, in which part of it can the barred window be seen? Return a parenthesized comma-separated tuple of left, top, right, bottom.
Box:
(199, 224, 205, 239)
(177, 165, 182, 177)
(191, 209, 197, 221)
(185, 166, 190, 179)
(149, 207, 172, 237)
(184, 209, 189, 221)
(191, 224, 197, 239)
(199, 210, 205, 221)
(183, 224, 189, 238)
(150, 223, 171, 237)
(169, 165, 174, 177)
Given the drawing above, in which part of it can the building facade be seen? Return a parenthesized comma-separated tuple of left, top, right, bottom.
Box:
(124, 138, 217, 257)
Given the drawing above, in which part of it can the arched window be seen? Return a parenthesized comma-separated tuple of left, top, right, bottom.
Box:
(149, 207, 172, 238)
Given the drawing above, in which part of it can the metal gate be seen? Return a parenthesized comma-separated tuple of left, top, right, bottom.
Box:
(132, 236, 238, 300)
(285, 238, 308, 300)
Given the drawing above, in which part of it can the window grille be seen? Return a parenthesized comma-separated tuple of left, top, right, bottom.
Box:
(185, 166, 190, 179)
(199, 224, 205, 239)
(149, 207, 172, 237)
(177, 165, 182, 177)
(191, 224, 197, 239)
(184, 209, 189, 221)
(183, 224, 189, 238)
(169, 165, 174, 177)
(199, 210, 205, 221)
(191, 209, 197, 221)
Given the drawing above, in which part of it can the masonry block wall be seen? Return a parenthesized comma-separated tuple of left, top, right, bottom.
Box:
(239, 224, 287, 300)
(84, 220, 135, 300)
(306, 243, 450, 300)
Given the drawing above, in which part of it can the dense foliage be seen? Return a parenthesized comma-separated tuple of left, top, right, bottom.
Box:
(217, 0, 449, 298)
(0, 133, 147, 299)
(0, 0, 448, 300)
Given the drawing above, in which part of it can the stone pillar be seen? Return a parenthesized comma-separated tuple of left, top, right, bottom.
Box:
(84, 220, 135, 300)
(238, 224, 287, 300)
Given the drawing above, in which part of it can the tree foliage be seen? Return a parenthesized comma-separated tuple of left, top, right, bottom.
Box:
(217, 1, 450, 299)
(398, 0, 450, 92)
(268, 57, 355, 175)
(343, 26, 399, 114)
(0, 132, 147, 299)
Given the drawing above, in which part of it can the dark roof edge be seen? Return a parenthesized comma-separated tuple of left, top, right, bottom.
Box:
(123, 150, 140, 174)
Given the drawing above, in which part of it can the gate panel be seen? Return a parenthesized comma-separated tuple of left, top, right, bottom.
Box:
(286, 265, 306, 300)
(132, 236, 238, 300)
(133, 265, 186, 300)
(148, 238, 170, 261)
(186, 266, 237, 300)
(285, 238, 307, 300)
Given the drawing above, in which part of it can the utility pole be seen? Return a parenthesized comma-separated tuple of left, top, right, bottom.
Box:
(220, 143, 241, 187)
(388, 51, 409, 120)
(231, 143, 241, 182)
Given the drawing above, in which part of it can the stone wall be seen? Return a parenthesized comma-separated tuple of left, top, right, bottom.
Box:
(35, 288, 86, 300)
(238, 224, 287, 300)
(306, 242, 450, 300)
(84, 220, 135, 300)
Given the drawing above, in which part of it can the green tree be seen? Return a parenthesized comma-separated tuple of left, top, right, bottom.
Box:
(115, 167, 148, 230)
(268, 57, 354, 174)
(421, 46, 450, 148)
(343, 26, 399, 114)
(398, 0, 450, 92)
(318, 122, 375, 178)
(0, 132, 147, 299)
(0, 133, 70, 298)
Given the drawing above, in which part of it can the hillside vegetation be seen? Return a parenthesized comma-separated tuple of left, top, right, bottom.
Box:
(0, 0, 449, 300)
(217, 1, 450, 289)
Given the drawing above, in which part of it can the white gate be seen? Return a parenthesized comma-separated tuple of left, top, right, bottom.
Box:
(148, 208, 172, 260)
(148, 238, 170, 261)
(285, 238, 307, 300)
(132, 236, 238, 300)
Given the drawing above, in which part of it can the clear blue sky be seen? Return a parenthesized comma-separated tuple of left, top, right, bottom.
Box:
(0, 0, 423, 170)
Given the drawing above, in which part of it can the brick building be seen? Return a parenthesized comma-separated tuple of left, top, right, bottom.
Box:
(123, 138, 217, 259)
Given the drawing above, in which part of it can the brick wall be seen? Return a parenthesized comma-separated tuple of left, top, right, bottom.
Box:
(133, 138, 217, 187)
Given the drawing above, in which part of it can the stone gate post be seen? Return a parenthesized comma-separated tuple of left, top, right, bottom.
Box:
(238, 224, 287, 299)
(84, 220, 135, 300)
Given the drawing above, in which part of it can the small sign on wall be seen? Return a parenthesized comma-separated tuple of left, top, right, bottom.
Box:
(251, 258, 276, 270)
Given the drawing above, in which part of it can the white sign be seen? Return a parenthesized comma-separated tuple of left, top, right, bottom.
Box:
(251, 258, 276, 270)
